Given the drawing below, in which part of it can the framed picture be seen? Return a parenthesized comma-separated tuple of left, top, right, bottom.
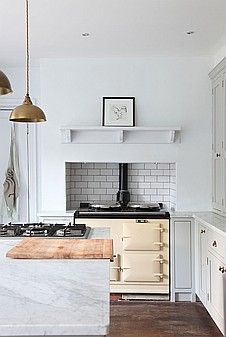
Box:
(102, 97, 135, 127)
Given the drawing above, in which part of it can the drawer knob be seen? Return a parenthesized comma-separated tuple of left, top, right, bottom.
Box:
(212, 240, 217, 247)
(220, 267, 226, 274)
(219, 266, 223, 272)
(201, 229, 205, 234)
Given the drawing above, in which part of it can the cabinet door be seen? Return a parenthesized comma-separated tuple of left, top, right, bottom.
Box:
(222, 72, 226, 212)
(198, 225, 207, 303)
(122, 253, 163, 282)
(173, 221, 192, 289)
(122, 221, 163, 251)
(207, 252, 225, 335)
(212, 77, 223, 211)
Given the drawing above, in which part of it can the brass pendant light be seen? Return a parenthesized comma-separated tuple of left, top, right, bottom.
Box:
(10, 0, 46, 123)
(0, 70, 13, 95)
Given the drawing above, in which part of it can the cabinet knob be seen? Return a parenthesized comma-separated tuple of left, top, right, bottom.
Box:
(216, 153, 221, 157)
(212, 240, 217, 247)
(219, 266, 223, 272)
(201, 229, 205, 234)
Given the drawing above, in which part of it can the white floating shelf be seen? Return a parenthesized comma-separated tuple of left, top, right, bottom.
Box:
(60, 126, 181, 144)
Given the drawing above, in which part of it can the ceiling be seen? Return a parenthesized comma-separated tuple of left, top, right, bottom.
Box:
(0, 0, 226, 65)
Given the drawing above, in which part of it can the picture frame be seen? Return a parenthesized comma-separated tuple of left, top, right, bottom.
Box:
(102, 97, 135, 127)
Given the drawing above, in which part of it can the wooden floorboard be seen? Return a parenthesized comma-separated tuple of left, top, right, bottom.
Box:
(109, 301, 223, 337)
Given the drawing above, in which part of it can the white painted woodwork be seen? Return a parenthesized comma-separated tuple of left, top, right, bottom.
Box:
(174, 221, 192, 289)
(195, 217, 226, 335)
(207, 229, 225, 259)
(60, 126, 181, 144)
(170, 217, 195, 302)
(196, 223, 207, 305)
(209, 59, 226, 213)
(122, 222, 161, 251)
(122, 253, 162, 282)
(207, 252, 225, 335)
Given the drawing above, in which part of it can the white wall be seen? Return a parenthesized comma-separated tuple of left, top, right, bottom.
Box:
(0, 66, 40, 222)
(39, 57, 212, 212)
(214, 42, 226, 66)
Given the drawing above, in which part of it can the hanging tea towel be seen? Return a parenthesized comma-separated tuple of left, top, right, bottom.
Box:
(2, 125, 20, 220)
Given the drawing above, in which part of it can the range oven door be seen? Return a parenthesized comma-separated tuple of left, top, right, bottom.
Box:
(122, 221, 164, 251)
(122, 253, 164, 282)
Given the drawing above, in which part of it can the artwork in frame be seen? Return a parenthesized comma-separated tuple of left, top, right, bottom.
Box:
(102, 97, 135, 127)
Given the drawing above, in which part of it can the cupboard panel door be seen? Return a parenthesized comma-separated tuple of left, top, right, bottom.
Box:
(207, 252, 225, 334)
(122, 222, 162, 251)
(174, 221, 192, 289)
(199, 225, 207, 303)
(212, 77, 223, 211)
(222, 72, 226, 212)
(122, 253, 162, 282)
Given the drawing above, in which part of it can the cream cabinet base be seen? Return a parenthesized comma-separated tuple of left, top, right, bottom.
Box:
(111, 283, 169, 294)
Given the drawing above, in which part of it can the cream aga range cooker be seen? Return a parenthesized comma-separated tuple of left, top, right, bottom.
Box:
(74, 163, 170, 296)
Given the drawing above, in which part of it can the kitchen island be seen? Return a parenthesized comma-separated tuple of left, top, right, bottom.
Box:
(0, 228, 110, 337)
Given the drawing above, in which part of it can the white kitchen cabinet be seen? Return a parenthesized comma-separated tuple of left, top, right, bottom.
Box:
(170, 217, 195, 301)
(195, 217, 226, 335)
(196, 223, 207, 305)
(207, 251, 226, 335)
(209, 57, 226, 213)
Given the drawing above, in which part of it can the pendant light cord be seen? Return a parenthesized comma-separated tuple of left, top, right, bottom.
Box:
(26, 0, 30, 96)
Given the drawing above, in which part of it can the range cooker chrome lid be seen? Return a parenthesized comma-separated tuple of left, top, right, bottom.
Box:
(89, 202, 121, 209)
(127, 202, 160, 209)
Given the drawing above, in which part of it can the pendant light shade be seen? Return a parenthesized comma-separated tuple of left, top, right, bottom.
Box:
(0, 70, 13, 95)
(9, 0, 46, 123)
(9, 94, 46, 123)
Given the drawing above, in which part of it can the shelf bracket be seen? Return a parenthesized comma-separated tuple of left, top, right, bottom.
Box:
(117, 130, 124, 143)
(61, 129, 72, 144)
(169, 130, 176, 143)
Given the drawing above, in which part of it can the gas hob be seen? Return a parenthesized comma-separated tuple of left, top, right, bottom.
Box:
(0, 223, 91, 238)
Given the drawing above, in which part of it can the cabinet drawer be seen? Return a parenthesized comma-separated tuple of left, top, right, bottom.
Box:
(122, 222, 163, 251)
(122, 253, 163, 282)
(207, 230, 225, 258)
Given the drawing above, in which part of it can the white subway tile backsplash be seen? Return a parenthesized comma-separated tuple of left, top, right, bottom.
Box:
(151, 170, 164, 176)
(131, 163, 145, 169)
(82, 176, 94, 182)
(101, 182, 112, 188)
(66, 162, 177, 210)
(151, 183, 164, 189)
(157, 163, 170, 170)
(94, 163, 106, 169)
(145, 163, 157, 170)
(101, 169, 112, 175)
(88, 182, 100, 188)
(107, 176, 118, 182)
(132, 176, 145, 182)
(145, 176, 156, 182)
(94, 176, 106, 182)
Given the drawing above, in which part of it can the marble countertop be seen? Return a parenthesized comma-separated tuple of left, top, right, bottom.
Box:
(0, 228, 110, 337)
(171, 211, 226, 236)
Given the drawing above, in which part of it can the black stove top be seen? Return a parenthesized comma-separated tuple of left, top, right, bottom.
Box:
(76, 202, 170, 219)
(0, 223, 91, 238)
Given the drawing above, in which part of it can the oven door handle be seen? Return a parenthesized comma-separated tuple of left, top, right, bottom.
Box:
(153, 242, 164, 247)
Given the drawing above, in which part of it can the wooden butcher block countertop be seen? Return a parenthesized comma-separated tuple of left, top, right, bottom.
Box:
(6, 238, 113, 260)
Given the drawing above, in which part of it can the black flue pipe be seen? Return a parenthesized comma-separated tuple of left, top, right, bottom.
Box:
(117, 163, 130, 207)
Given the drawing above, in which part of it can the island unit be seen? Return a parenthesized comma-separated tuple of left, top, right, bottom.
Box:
(0, 228, 111, 337)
